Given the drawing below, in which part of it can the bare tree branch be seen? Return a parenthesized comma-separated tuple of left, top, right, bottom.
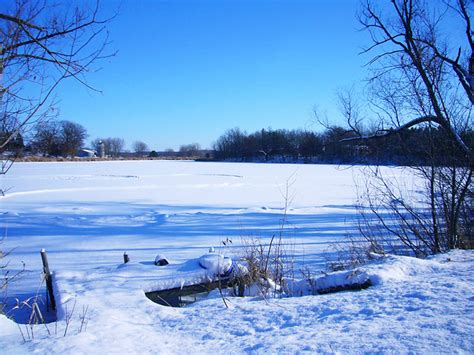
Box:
(0, 0, 115, 155)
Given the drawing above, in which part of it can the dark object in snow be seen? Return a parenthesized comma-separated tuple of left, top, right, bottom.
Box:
(316, 279, 372, 295)
(146, 253, 245, 307)
(123, 252, 130, 264)
(154, 255, 169, 266)
(40, 249, 56, 311)
(145, 275, 239, 307)
(313, 269, 373, 295)
(146, 253, 243, 307)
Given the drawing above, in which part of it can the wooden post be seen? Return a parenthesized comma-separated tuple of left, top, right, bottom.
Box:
(40, 249, 56, 311)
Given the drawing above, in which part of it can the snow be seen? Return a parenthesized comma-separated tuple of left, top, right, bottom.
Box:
(198, 253, 233, 276)
(0, 160, 473, 353)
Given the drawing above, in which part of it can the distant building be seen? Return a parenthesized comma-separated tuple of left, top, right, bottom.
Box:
(77, 149, 97, 158)
(98, 141, 106, 158)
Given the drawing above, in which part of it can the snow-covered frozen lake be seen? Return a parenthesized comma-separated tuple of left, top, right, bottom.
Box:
(1, 160, 473, 353)
(1, 160, 376, 275)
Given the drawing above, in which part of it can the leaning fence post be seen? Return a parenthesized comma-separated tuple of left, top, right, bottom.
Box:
(40, 249, 56, 311)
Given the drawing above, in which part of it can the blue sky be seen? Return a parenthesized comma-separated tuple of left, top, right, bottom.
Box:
(58, 0, 367, 151)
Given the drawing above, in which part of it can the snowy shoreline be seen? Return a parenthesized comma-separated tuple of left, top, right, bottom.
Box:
(1, 161, 472, 353)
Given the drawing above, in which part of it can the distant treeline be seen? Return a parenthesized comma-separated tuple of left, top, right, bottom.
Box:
(4, 121, 473, 165)
(213, 127, 474, 165)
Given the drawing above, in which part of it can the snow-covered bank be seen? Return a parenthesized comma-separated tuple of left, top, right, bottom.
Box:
(1, 161, 472, 353)
(2, 250, 473, 353)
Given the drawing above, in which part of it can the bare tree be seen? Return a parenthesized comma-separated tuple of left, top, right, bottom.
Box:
(31, 120, 61, 156)
(0, 0, 114, 170)
(108, 137, 125, 157)
(179, 143, 201, 157)
(0, 0, 113, 305)
(342, 0, 474, 255)
(133, 140, 149, 155)
(31, 119, 87, 156)
(350, 0, 472, 154)
(59, 120, 87, 157)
